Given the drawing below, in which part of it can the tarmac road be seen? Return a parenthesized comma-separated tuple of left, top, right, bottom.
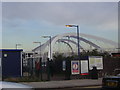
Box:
(35, 86, 102, 90)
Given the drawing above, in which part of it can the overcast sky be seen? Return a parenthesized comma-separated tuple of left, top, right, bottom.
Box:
(2, 2, 118, 51)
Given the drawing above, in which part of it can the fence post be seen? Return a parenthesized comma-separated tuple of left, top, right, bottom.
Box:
(47, 58, 50, 81)
(40, 57, 43, 81)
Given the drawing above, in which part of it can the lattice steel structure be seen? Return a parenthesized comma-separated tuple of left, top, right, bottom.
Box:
(32, 33, 118, 59)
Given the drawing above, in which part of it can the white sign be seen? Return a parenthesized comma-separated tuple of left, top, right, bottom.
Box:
(62, 60, 66, 71)
(71, 60, 80, 75)
(81, 60, 88, 74)
(89, 56, 103, 70)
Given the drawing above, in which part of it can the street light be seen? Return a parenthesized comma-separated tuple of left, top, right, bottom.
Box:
(66, 35, 71, 56)
(42, 36, 52, 81)
(33, 41, 42, 80)
(66, 24, 80, 59)
(33, 42, 41, 58)
(42, 36, 52, 60)
(16, 44, 22, 49)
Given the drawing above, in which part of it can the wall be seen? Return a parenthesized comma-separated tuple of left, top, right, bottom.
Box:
(0, 49, 23, 78)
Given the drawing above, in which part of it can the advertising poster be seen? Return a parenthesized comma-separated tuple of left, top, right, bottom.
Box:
(89, 56, 103, 70)
(81, 60, 89, 75)
(71, 60, 80, 75)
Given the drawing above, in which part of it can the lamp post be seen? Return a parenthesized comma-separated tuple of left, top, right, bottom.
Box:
(16, 44, 21, 49)
(33, 42, 42, 80)
(66, 25, 80, 59)
(33, 42, 41, 58)
(66, 35, 70, 56)
(42, 36, 52, 60)
(42, 36, 52, 81)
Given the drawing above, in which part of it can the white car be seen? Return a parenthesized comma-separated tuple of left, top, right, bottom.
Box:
(0, 81, 34, 90)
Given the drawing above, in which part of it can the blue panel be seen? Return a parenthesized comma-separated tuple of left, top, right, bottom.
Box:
(80, 56, 89, 60)
(0, 49, 23, 51)
(0, 52, 2, 58)
(2, 50, 21, 77)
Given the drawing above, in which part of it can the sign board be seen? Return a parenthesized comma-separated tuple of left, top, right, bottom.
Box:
(71, 60, 80, 75)
(89, 56, 103, 70)
(81, 60, 88, 75)
(62, 60, 66, 71)
(111, 53, 120, 57)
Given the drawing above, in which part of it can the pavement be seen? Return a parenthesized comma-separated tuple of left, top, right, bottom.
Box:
(22, 78, 102, 89)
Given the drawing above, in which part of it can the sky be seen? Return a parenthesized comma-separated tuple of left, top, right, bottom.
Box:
(1, 1, 119, 51)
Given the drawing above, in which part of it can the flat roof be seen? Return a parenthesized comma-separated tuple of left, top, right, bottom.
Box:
(0, 49, 23, 51)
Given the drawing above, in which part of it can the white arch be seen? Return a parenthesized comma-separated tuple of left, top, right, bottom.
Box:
(69, 36, 101, 49)
(57, 39, 84, 50)
(57, 40, 74, 54)
(32, 33, 118, 59)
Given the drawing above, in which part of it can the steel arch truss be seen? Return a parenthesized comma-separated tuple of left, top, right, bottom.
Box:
(33, 33, 118, 58)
